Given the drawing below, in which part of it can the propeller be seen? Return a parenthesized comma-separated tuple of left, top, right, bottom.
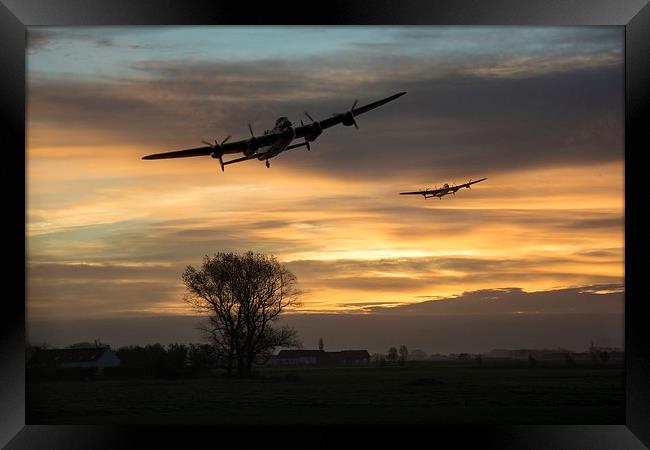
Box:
(302, 112, 323, 150)
(332, 99, 359, 129)
(201, 135, 231, 150)
(349, 99, 359, 129)
(301, 121, 310, 151)
(244, 124, 259, 157)
(201, 135, 231, 172)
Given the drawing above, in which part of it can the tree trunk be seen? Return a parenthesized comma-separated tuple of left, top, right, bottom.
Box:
(237, 353, 246, 377)
(225, 356, 233, 376)
(226, 346, 235, 376)
(246, 354, 255, 377)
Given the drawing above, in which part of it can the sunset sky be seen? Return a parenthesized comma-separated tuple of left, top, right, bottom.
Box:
(26, 26, 624, 321)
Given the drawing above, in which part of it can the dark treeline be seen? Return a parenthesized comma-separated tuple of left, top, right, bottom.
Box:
(111, 343, 217, 378)
(27, 343, 221, 381)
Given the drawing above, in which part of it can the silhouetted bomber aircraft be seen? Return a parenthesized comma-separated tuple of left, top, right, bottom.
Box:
(142, 92, 406, 171)
(400, 178, 488, 200)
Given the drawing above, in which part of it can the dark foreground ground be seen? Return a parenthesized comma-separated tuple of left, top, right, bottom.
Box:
(27, 362, 624, 425)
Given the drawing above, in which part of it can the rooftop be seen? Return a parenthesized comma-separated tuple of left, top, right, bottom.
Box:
(29, 347, 111, 365)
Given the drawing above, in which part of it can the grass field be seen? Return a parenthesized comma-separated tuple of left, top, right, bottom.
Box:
(27, 362, 624, 425)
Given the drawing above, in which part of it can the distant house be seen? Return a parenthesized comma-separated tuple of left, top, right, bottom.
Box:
(29, 347, 121, 372)
(328, 350, 370, 365)
(274, 350, 327, 365)
(272, 349, 370, 366)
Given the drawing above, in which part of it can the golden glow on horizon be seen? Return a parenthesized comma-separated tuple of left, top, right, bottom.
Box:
(27, 140, 624, 318)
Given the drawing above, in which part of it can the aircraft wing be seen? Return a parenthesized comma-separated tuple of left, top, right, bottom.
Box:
(294, 92, 406, 138)
(221, 154, 259, 167)
(142, 145, 214, 160)
(142, 133, 280, 160)
(400, 178, 487, 196)
(143, 92, 406, 160)
(400, 188, 445, 196)
(456, 177, 488, 189)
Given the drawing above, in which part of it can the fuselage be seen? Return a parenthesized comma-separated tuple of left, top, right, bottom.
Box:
(255, 117, 295, 161)
(434, 184, 451, 197)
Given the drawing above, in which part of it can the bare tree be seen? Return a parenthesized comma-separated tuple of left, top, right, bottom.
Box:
(409, 349, 428, 361)
(398, 345, 409, 366)
(387, 346, 398, 363)
(183, 251, 302, 377)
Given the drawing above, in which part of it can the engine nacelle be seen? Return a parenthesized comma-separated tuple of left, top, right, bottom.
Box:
(244, 139, 258, 157)
(341, 111, 356, 127)
(305, 124, 323, 142)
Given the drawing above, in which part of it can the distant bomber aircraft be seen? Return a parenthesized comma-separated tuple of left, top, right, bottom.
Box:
(142, 92, 406, 171)
(400, 178, 487, 200)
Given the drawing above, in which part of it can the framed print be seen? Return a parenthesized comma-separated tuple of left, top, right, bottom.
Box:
(2, 0, 649, 448)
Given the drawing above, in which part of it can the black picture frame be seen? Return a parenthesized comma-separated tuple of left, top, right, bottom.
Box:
(2, 0, 648, 447)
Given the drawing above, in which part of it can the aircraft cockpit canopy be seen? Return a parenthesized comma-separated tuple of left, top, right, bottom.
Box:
(275, 117, 292, 128)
